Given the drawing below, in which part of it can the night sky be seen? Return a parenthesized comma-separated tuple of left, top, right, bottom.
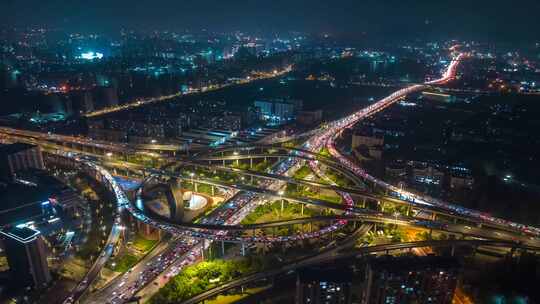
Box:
(1, 0, 539, 42)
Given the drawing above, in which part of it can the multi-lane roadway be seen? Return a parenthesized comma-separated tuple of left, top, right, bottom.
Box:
(7, 50, 540, 304)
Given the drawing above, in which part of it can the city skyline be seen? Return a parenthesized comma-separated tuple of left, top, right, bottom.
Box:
(1, 0, 540, 42)
(1, 2, 540, 303)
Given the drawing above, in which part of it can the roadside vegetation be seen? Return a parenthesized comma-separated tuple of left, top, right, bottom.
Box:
(148, 258, 264, 304)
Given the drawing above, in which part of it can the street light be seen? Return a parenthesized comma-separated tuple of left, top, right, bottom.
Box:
(393, 211, 400, 227)
(278, 190, 285, 215)
(190, 172, 195, 191)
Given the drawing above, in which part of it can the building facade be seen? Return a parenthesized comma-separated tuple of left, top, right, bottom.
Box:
(0, 226, 52, 289)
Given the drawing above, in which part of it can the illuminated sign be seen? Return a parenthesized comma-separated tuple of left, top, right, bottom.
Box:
(79, 51, 104, 60)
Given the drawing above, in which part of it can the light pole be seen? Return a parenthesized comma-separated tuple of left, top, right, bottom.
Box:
(278, 190, 285, 216)
(393, 211, 400, 228)
(233, 151, 239, 166)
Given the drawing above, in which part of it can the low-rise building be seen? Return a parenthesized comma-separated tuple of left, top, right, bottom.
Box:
(0, 226, 52, 289)
(297, 110, 323, 126)
(362, 255, 461, 304)
(0, 143, 45, 181)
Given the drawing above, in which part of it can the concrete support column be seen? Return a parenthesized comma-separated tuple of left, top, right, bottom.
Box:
(241, 243, 246, 256)
(201, 239, 205, 261)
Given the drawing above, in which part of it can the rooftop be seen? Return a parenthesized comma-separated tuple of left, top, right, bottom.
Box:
(0, 226, 40, 243)
(0, 170, 67, 226)
(0, 143, 37, 156)
(369, 255, 461, 272)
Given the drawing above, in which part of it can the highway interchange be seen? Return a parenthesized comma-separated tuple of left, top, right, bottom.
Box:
(4, 50, 540, 304)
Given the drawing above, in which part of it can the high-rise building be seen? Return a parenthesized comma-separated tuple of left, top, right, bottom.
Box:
(0, 143, 45, 181)
(362, 255, 461, 304)
(254, 98, 303, 124)
(0, 226, 51, 289)
(297, 110, 323, 126)
(93, 86, 119, 109)
(296, 266, 353, 304)
(69, 90, 94, 114)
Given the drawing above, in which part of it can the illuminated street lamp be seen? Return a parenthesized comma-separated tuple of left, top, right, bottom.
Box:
(106, 152, 113, 157)
(233, 151, 239, 166)
(393, 211, 400, 227)
(190, 172, 195, 190)
(278, 190, 285, 215)
(118, 225, 126, 239)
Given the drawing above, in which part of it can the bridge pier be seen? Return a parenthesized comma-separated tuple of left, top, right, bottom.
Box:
(510, 246, 517, 258)
(201, 239, 206, 260)
(250, 158, 253, 169)
(241, 243, 246, 256)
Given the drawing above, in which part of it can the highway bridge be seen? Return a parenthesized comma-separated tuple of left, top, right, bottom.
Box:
(179, 238, 536, 304)
(7, 50, 540, 304)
